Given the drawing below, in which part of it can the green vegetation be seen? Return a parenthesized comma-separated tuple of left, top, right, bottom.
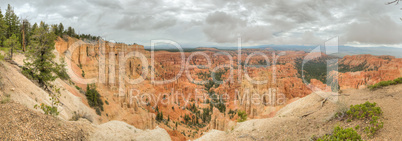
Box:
(209, 94, 226, 113)
(339, 61, 368, 73)
(4, 34, 20, 59)
(0, 8, 8, 46)
(0, 93, 11, 104)
(155, 106, 165, 122)
(294, 58, 329, 83)
(0, 5, 70, 117)
(181, 103, 212, 128)
(2, 4, 20, 50)
(0, 4, 100, 56)
(368, 77, 402, 90)
(228, 109, 236, 119)
(332, 101, 384, 139)
(0, 52, 4, 60)
(201, 108, 212, 123)
(347, 102, 382, 120)
(0, 4, 107, 118)
(196, 71, 209, 81)
(22, 21, 58, 89)
(34, 87, 61, 117)
(156, 111, 164, 122)
(85, 84, 104, 116)
(70, 111, 93, 122)
(204, 80, 216, 92)
(55, 58, 70, 80)
(316, 126, 361, 141)
(95, 108, 101, 116)
(237, 110, 247, 122)
(211, 69, 227, 82)
(35, 103, 59, 116)
(347, 102, 383, 137)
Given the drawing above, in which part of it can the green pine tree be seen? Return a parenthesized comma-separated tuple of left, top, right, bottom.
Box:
(0, 8, 8, 46)
(58, 23, 64, 37)
(4, 34, 20, 59)
(5, 4, 20, 39)
(51, 24, 58, 35)
(22, 21, 57, 89)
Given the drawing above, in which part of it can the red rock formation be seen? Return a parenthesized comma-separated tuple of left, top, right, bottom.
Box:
(54, 38, 402, 140)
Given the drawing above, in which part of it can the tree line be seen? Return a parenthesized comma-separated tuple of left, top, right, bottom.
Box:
(0, 4, 101, 116)
(0, 4, 100, 59)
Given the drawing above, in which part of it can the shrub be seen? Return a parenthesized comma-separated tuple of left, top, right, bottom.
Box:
(237, 110, 247, 122)
(34, 87, 61, 117)
(369, 77, 402, 90)
(156, 111, 164, 122)
(394, 77, 402, 83)
(34, 103, 59, 116)
(75, 85, 85, 93)
(317, 126, 361, 141)
(70, 111, 93, 122)
(0, 53, 4, 60)
(0, 93, 11, 104)
(105, 100, 109, 105)
(332, 102, 348, 120)
(346, 102, 382, 120)
(86, 84, 103, 108)
(345, 101, 384, 137)
(55, 58, 70, 80)
(85, 84, 104, 115)
(95, 108, 101, 116)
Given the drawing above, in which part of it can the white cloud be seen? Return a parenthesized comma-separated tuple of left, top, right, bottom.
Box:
(0, 0, 401, 47)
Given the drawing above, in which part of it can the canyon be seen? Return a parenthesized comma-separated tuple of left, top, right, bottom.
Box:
(51, 37, 402, 140)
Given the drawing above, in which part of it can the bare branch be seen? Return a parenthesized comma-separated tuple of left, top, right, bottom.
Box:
(387, 0, 400, 5)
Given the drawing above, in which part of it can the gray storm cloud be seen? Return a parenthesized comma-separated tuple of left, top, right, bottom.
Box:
(344, 16, 402, 44)
(0, 0, 401, 46)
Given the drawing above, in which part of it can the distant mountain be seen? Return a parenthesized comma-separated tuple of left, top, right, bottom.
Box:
(213, 45, 402, 58)
(145, 45, 402, 58)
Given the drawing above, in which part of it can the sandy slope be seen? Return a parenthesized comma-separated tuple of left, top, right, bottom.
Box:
(0, 57, 96, 122)
(1, 52, 401, 140)
(0, 57, 172, 141)
(90, 121, 171, 141)
(0, 102, 93, 140)
(197, 85, 402, 141)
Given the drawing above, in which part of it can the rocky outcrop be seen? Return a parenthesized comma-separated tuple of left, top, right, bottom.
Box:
(339, 55, 402, 89)
(52, 38, 402, 141)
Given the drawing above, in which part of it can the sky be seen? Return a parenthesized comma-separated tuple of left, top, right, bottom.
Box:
(1, 0, 402, 48)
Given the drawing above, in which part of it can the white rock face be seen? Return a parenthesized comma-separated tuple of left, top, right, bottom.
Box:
(90, 120, 171, 141)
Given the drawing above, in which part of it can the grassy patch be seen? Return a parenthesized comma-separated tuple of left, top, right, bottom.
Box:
(333, 101, 384, 138)
(316, 126, 362, 141)
(0, 53, 4, 60)
(346, 102, 383, 137)
(339, 61, 369, 73)
(0, 93, 11, 104)
(237, 110, 247, 122)
(368, 77, 402, 90)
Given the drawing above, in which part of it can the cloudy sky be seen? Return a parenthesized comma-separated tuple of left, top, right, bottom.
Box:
(1, 0, 402, 47)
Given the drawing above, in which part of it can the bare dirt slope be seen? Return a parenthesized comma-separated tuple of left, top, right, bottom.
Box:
(0, 57, 172, 141)
(0, 54, 97, 122)
(90, 121, 171, 141)
(197, 85, 402, 141)
(0, 102, 93, 140)
(0, 101, 172, 141)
